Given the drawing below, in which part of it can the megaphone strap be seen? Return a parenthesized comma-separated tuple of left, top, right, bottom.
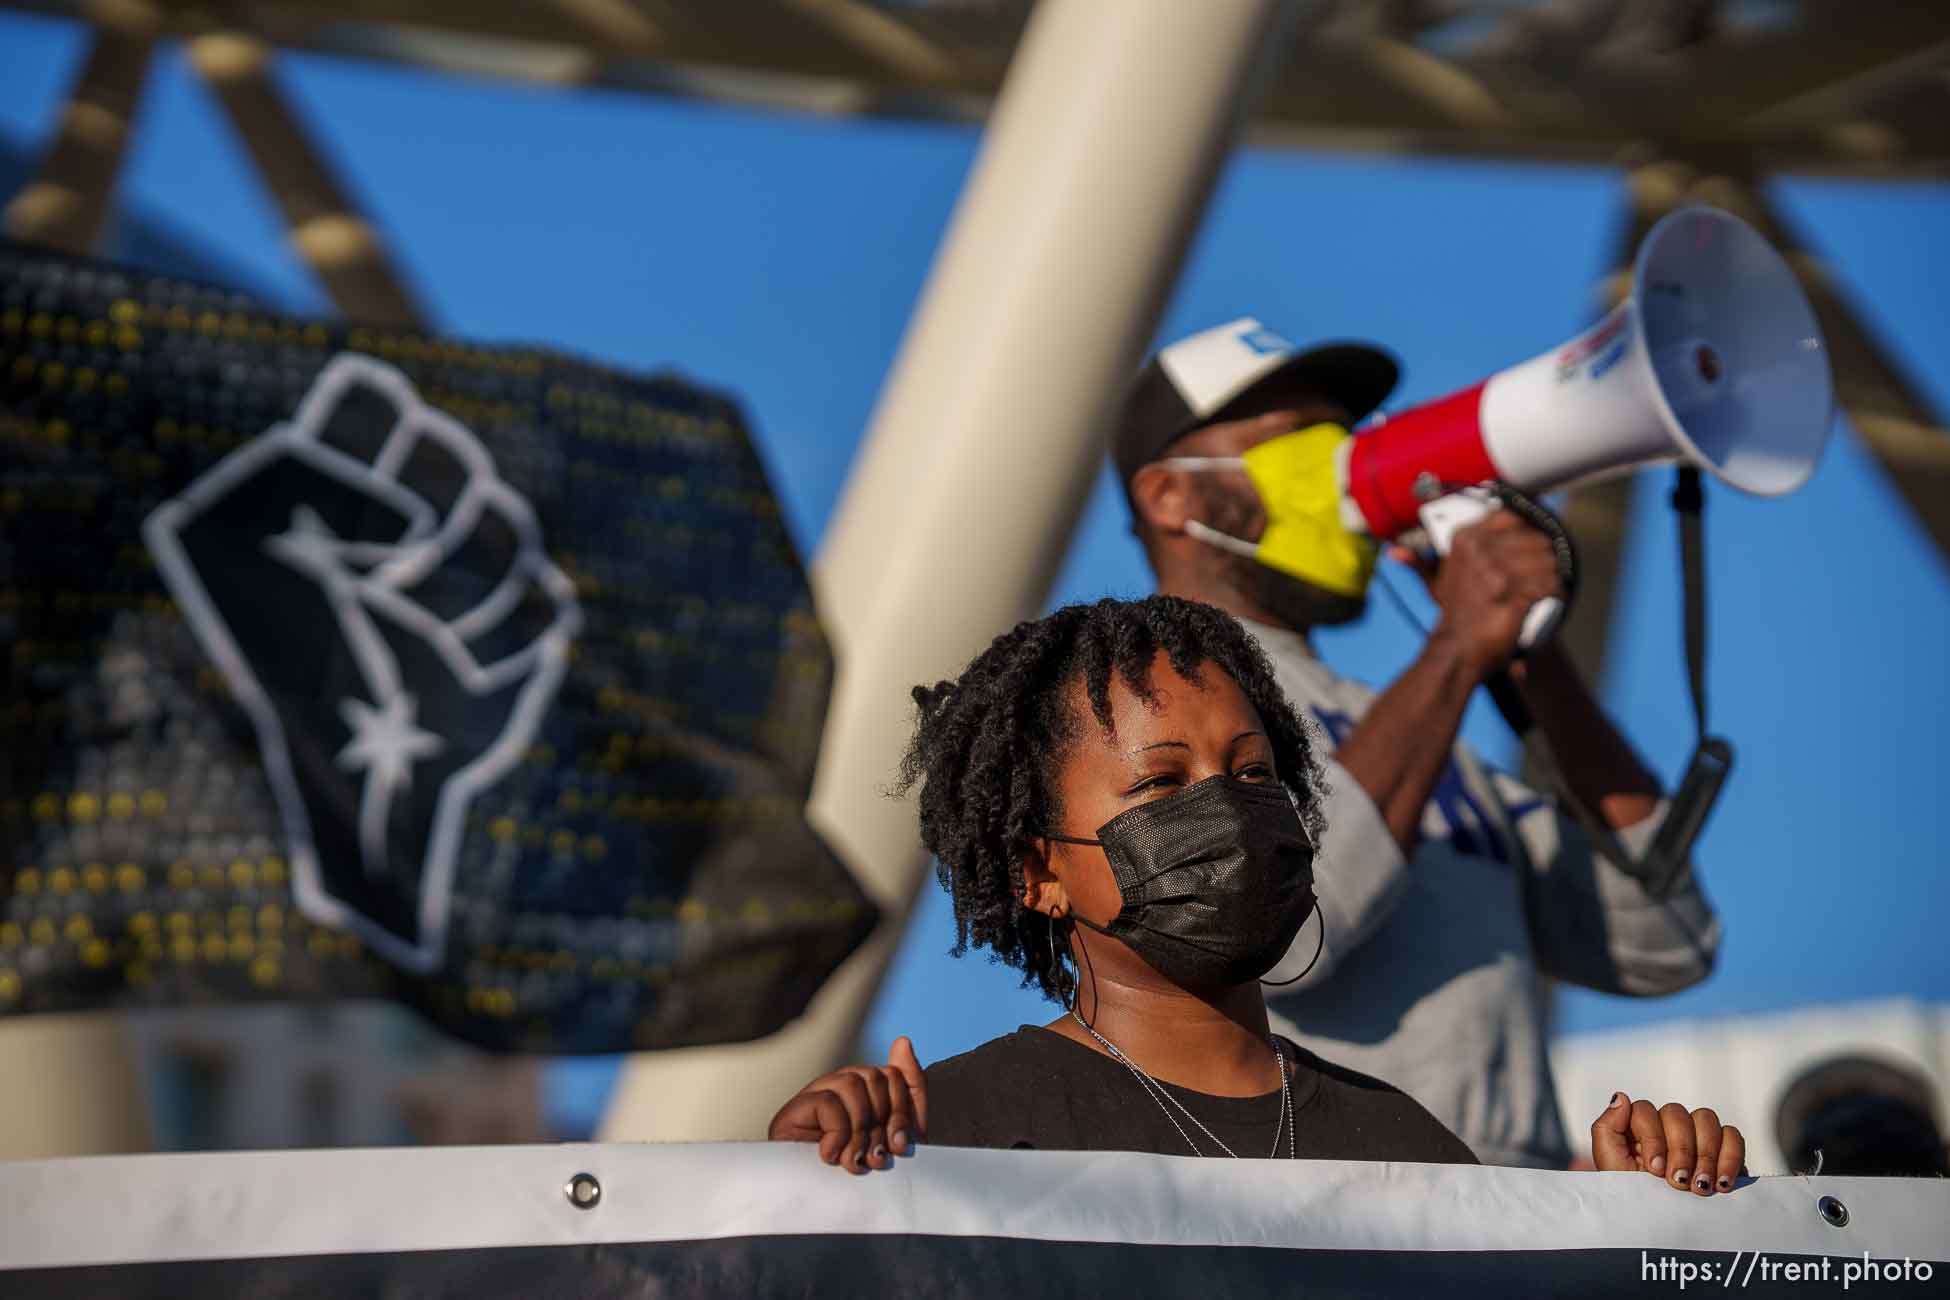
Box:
(1640, 465, 1735, 899)
(1671, 467, 1708, 744)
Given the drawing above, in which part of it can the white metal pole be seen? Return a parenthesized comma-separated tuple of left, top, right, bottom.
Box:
(0, 1013, 152, 1158)
(601, 0, 1297, 1142)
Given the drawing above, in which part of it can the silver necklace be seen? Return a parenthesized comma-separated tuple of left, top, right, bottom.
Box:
(1070, 1009, 1295, 1159)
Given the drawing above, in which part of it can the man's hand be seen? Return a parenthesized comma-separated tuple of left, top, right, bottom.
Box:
(1414, 510, 1563, 677)
(1591, 1090, 1747, 1195)
(767, 1036, 928, 1174)
(1333, 510, 1558, 853)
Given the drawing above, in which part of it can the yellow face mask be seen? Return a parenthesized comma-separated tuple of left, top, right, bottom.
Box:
(1162, 422, 1378, 598)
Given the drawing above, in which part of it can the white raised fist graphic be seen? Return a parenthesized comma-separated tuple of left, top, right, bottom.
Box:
(145, 354, 582, 973)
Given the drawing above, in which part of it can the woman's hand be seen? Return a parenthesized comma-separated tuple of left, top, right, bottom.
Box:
(1591, 1090, 1746, 1195)
(766, 1036, 928, 1174)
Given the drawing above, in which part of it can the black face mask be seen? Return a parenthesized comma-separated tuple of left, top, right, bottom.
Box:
(1049, 775, 1316, 989)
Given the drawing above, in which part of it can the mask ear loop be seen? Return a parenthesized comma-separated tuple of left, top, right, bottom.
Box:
(1259, 897, 1325, 988)
(1154, 457, 1261, 560)
(1183, 518, 1262, 560)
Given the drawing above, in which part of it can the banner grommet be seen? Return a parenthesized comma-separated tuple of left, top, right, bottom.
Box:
(565, 1172, 602, 1211)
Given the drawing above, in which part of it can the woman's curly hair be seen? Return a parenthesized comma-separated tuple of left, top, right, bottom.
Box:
(895, 595, 1327, 1004)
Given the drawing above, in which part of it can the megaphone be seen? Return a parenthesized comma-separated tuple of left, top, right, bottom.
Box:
(1341, 205, 1835, 646)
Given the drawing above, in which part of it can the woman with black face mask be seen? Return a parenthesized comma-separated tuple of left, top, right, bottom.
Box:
(769, 597, 1744, 1192)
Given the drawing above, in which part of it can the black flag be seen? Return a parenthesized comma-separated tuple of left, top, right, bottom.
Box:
(0, 242, 875, 1052)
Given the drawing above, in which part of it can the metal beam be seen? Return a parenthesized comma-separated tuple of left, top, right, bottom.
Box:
(1675, 1, 1950, 125)
(542, 0, 666, 59)
(1539, 151, 1950, 705)
(186, 32, 425, 327)
(1740, 178, 1950, 566)
(261, 0, 948, 84)
(6, 0, 1946, 175)
(778, 0, 961, 85)
(0, 1013, 153, 1158)
(1515, 180, 1659, 796)
(2, 0, 159, 255)
(1543, 159, 1700, 690)
(600, 0, 1302, 1142)
(1551, 474, 1641, 688)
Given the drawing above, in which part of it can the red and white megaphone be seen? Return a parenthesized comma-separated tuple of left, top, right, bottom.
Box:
(1341, 205, 1835, 646)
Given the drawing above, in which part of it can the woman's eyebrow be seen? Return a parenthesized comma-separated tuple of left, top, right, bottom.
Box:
(1231, 729, 1266, 745)
(1130, 739, 1189, 755)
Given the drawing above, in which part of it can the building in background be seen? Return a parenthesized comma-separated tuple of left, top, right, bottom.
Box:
(1552, 998, 1950, 1176)
(127, 1004, 546, 1150)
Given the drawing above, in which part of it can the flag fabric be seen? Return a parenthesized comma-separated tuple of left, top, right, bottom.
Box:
(1, 1143, 1944, 1297)
(0, 242, 875, 1051)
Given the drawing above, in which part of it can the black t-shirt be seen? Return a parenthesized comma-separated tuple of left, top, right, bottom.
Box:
(924, 1025, 1479, 1164)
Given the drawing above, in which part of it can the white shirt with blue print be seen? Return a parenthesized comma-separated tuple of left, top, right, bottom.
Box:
(1242, 617, 1723, 1170)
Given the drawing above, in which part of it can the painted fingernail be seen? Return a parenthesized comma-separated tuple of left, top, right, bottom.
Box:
(872, 1144, 888, 1163)
(891, 1129, 909, 1153)
(1696, 1176, 1713, 1193)
(1672, 1168, 1691, 1186)
(1609, 1092, 1624, 1108)
(1650, 1155, 1666, 1175)
(1718, 1177, 1732, 1192)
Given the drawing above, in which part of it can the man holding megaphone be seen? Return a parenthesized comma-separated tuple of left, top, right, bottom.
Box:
(1112, 209, 1834, 1172)
(1115, 322, 1721, 1172)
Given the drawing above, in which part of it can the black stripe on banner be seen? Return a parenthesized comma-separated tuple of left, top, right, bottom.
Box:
(8, 1237, 1946, 1299)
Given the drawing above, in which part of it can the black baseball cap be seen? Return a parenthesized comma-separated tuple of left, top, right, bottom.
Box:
(1112, 317, 1399, 487)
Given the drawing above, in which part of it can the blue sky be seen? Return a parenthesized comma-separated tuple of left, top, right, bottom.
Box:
(4, 12, 1946, 1133)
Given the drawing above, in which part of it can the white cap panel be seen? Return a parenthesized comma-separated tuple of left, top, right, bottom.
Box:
(1156, 317, 1298, 415)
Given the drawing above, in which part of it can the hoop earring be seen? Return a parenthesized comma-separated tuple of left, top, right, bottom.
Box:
(1074, 917, 1100, 1027)
(1047, 919, 1064, 1007)
(1044, 912, 1096, 1016)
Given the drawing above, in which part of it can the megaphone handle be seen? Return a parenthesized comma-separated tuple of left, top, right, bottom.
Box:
(1416, 489, 1564, 652)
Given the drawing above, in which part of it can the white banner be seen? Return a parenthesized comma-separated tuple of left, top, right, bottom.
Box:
(1, 1143, 1944, 1296)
